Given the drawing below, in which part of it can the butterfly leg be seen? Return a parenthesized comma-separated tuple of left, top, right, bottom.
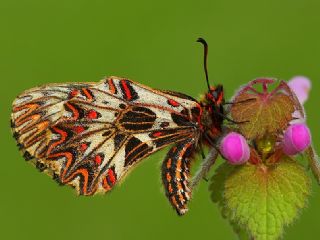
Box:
(162, 139, 195, 215)
(216, 111, 249, 124)
(224, 98, 256, 105)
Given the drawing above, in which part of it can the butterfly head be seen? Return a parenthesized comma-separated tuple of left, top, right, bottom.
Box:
(206, 85, 224, 106)
(199, 84, 225, 136)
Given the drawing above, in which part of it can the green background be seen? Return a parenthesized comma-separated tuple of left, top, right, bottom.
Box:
(1, 0, 319, 239)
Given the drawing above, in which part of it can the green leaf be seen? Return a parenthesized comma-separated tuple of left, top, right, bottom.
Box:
(210, 157, 311, 240)
(209, 163, 251, 239)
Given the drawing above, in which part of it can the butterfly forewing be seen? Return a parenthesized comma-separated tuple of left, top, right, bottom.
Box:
(11, 77, 202, 198)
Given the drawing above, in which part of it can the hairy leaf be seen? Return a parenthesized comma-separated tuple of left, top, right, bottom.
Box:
(210, 157, 311, 240)
(230, 79, 296, 139)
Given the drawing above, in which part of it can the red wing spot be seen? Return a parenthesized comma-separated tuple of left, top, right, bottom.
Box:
(81, 88, 94, 100)
(80, 143, 88, 151)
(108, 169, 116, 185)
(152, 131, 163, 137)
(73, 126, 85, 133)
(168, 184, 173, 193)
(65, 102, 80, 120)
(94, 155, 103, 165)
(166, 158, 172, 169)
(166, 172, 172, 182)
(87, 110, 98, 119)
(108, 79, 117, 94)
(69, 89, 79, 98)
(168, 99, 180, 107)
(47, 127, 68, 155)
(103, 178, 111, 191)
(120, 80, 132, 101)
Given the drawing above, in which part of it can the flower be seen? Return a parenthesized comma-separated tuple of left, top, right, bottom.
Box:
(283, 123, 311, 155)
(288, 76, 311, 104)
(208, 78, 317, 240)
(220, 132, 250, 165)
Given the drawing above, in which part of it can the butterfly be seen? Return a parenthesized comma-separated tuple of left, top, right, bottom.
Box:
(11, 38, 226, 215)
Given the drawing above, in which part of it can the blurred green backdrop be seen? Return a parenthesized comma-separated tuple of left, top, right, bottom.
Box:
(1, 0, 319, 239)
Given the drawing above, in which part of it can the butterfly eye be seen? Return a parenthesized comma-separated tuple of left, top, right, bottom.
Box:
(212, 91, 218, 99)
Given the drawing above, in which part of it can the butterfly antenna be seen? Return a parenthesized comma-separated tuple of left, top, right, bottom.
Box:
(197, 37, 211, 91)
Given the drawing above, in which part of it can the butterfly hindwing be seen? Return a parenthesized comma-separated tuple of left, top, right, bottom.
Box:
(162, 139, 195, 215)
(11, 77, 202, 197)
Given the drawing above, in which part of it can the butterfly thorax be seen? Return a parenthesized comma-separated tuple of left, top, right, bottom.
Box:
(200, 84, 225, 140)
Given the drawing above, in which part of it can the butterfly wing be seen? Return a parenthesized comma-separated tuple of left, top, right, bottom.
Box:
(11, 77, 202, 196)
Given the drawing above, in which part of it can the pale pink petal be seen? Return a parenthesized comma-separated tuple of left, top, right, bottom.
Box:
(288, 76, 311, 104)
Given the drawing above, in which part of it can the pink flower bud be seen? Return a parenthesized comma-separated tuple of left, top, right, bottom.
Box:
(220, 132, 250, 165)
(288, 76, 311, 105)
(283, 123, 311, 155)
